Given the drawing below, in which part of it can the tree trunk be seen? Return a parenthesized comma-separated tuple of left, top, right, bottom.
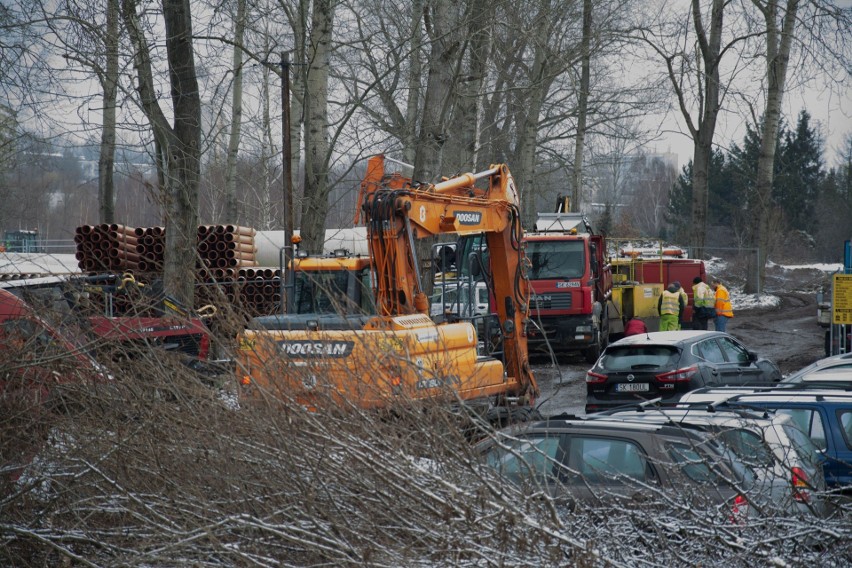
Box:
(122, 0, 201, 306)
(445, 0, 490, 173)
(413, 0, 462, 184)
(514, 46, 550, 229)
(289, 0, 310, 232)
(402, 0, 423, 166)
(412, 0, 464, 293)
(97, 0, 118, 224)
(223, 0, 246, 223)
(571, 0, 592, 213)
(690, 129, 713, 258)
(746, 0, 799, 293)
(299, 0, 334, 254)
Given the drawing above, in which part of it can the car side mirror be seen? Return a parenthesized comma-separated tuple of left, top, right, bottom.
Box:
(748, 351, 757, 362)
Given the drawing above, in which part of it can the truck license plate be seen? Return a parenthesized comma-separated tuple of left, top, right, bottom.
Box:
(616, 383, 649, 393)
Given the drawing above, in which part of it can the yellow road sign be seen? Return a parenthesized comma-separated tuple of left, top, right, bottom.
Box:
(833, 274, 852, 325)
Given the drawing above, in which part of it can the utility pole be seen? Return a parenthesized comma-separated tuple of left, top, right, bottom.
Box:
(281, 51, 294, 252)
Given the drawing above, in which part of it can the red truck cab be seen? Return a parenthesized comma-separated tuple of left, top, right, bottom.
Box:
(523, 213, 612, 362)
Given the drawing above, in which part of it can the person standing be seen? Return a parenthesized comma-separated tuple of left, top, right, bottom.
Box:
(711, 278, 734, 332)
(691, 276, 715, 330)
(672, 281, 688, 329)
(658, 283, 684, 331)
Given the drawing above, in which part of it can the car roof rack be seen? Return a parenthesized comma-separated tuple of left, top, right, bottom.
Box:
(545, 412, 584, 421)
(690, 384, 852, 398)
(597, 399, 773, 421)
(588, 398, 664, 416)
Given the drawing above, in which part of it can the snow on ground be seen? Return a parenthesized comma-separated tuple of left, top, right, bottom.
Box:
(771, 261, 844, 273)
(705, 257, 843, 311)
(0, 252, 80, 276)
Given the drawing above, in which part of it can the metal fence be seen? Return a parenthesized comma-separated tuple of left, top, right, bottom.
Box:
(687, 246, 763, 297)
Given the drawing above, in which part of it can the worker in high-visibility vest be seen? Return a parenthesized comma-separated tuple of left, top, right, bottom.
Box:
(672, 281, 689, 329)
(692, 276, 715, 330)
(657, 283, 684, 332)
(711, 277, 734, 332)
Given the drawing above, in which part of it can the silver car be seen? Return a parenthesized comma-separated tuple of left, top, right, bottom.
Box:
(587, 406, 831, 518)
(782, 353, 852, 386)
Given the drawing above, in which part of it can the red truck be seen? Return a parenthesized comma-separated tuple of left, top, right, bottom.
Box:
(523, 212, 613, 362)
(1, 275, 216, 379)
(455, 219, 708, 361)
(456, 211, 612, 362)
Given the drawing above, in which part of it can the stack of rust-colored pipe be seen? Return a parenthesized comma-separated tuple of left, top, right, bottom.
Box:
(196, 266, 282, 317)
(74, 224, 144, 273)
(197, 225, 258, 269)
(236, 267, 281, 316)
(133, 226, 166, 272)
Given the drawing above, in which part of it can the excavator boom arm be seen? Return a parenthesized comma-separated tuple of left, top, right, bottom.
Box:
(359, 155, 537, 401)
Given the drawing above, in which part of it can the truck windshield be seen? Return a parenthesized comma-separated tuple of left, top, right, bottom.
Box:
(292, 268, 375, 315)
(526, 240, 586, 279)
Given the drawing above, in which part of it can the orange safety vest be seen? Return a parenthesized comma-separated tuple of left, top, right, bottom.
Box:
(715, 284, 733, 317)
(659, 290, 681, 315)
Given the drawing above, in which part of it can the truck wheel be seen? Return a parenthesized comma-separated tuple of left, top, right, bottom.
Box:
(584, 320, 609, 363)
(584, 333, 602, 363)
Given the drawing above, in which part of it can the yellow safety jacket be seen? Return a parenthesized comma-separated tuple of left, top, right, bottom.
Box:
(715, 284, 733, 317)
(659, 290, 681, 315)
(693, 282, 714, 308)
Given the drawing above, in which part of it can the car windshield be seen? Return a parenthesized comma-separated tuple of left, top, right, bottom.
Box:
(599, 346, 680, 371)
(526, 240, 586, 279)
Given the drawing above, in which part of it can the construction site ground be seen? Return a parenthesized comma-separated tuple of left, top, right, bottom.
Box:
(533, 270, 827, 417)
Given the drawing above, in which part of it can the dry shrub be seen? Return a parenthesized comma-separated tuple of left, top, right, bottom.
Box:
(2, 317, 850, 566)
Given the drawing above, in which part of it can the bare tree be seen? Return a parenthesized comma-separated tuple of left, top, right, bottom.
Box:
(744, 0, 851, 292)
(121, 0, 201, 305)
(571, 0, 592, 212)
(636, 0, 752, 259)
(223, 0, 248, 223)
(98, 0, 120, 224)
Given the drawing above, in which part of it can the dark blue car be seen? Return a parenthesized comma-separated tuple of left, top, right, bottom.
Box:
(679, 388, 852, 489)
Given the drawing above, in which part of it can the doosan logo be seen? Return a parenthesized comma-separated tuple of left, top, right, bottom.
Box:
(454, 211, 482, 225)
(278, 340, 354, 358)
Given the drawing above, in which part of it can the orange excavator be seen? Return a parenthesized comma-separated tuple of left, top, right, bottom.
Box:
(237, 155, 538, 420)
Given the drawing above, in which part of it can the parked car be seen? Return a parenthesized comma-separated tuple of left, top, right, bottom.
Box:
(585, 331, 781, 413)
(430, 280, 490, 319)
(782, 353, 852, 385)
(588, 405, 832, 517)
(476, 415, 756, 519)
(679, 387, 852, 489)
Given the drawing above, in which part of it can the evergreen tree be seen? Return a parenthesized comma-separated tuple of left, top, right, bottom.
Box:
(666, 148, 732, 242)
(813, 133, 852, 260)
(666, 161, 693, 243)
(774, 110, 824, 233)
